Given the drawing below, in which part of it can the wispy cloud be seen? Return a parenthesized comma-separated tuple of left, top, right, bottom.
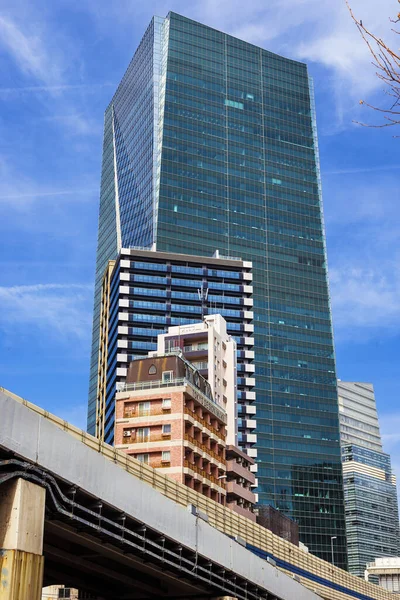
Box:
(0, 188, 97, 202)
(0, 15, 63, 86)
(0, 155, 97, 209)
(381, 414, 400, 453)
(330, 264, 400, 337)
(0, 82, 114, 97)
(0, 8, 98, 137)
(325, 165, 400, 176)
(0, 283, 93, 340)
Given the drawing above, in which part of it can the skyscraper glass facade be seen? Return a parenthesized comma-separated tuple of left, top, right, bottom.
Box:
(89, 12, 346, 566)
(338, 382, 400, 576)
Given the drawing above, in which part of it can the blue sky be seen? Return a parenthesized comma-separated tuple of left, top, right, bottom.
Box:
(0, 0, 399, 477)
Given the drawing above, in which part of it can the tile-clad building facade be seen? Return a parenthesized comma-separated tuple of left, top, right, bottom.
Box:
(89, 11, 346, 565)
(338, 382, 400, 577)
(96, 248, 255, 453)
(115, 354, 228, 504)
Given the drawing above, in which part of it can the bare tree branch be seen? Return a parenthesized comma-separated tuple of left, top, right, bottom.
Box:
(346, 0, 400, 130)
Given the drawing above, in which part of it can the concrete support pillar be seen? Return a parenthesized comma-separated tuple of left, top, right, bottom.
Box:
(0, 478, 45, 600)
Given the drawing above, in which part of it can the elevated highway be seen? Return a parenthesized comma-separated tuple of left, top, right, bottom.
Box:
(0, 387, 395, 600)
(0, 387, 319, 600)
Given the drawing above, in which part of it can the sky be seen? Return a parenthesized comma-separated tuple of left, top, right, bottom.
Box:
(0, 0, 399, 478)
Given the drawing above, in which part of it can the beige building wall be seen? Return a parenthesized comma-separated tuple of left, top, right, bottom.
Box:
(157, 314, 238, 445)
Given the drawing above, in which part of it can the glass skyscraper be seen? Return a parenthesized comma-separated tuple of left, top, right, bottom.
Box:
(338, 382, 400, 576)
(89, 12, 347, 566)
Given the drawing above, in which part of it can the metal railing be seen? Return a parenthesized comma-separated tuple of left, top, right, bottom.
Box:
(118, 377, 226, 424)
(184, 407, 226, 440)
(123, 407, 171, 418)
(183, 345, 208, 353)
(119, 377, 186, 393)
(193, 362, 208, 370)
(184, 432, 225, 463)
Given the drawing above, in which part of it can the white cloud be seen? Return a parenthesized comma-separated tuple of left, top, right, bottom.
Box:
(0, 83, 113, 98)
(0, 155, 98, 210)
(0, 283, 93, 340)
(2, 0, 396, 134)
(330, 264, 400, 335)
(0, 15, 63, 87)
(380, 414, 400, 453)
(0, 7, 98, 137)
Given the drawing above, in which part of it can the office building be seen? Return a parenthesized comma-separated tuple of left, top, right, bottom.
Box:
(365, 557, 400, 593)
(89, 11, 346, 565)
(338, 381, 400, 576)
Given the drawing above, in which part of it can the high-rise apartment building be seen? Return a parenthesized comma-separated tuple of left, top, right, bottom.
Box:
(338, 382, 400, 576)
(114, 318, 257, 520)
(89, 12, 346, 565)
(95, 248, 255, 449)
(157, 314, 241, 447)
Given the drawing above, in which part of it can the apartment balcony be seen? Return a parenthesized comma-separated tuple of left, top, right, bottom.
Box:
(183, 460, 225, 486)
(122, 434, 171, 445)
(226, 481, 256, 504)
(226, 460, 255, 485)
(184, 433, 225, 464)
(183, 407, 226, 440)
(123, 406, 171, 419)
(182, 346, 208, 361)
(227, 502, 257, 522)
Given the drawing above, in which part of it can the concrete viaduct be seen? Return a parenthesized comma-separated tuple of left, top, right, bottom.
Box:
(0, 388, 320, 600)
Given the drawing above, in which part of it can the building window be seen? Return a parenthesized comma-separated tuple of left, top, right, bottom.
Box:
(162, 424, 171, 435)
(137, 427, 150, 442)
(148, 364, 157, 375)
(162, 371, 173, 383)
(138, 401, 150, 416)
(162, 451, 171, 462)
(58, 590, 71, 599)
(136, 453, 149, 464)
(162, 398, 171, 409)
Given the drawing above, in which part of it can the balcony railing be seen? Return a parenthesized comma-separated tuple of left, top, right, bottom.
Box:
(183, 461, 224, 486)
(123, 407, 171, 419)
(119, 376, 226, 424)
(192, 362, 208, 370)
(184, 432, 225, 462)
(122, 434, 171, 444)
(183, 345, 208, 353)
(119, 378, 187, 393)
(184, 407, 226, 440)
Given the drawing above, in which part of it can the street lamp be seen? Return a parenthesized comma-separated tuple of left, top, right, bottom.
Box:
(331, 536, 337, 566)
